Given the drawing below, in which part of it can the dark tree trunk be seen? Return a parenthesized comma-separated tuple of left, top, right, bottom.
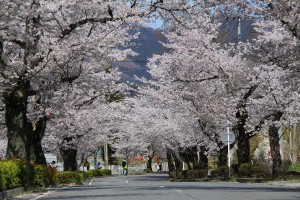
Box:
(168, 148, 183, 171)
(179, 147, 192, 170)
(268, 112, 283, 179)
(61, 148, 77, 171)
(4, 80, 46, 164)
(146, 155, 153, 172)
(269, 112, 283, 179)
(269, 124, 281, 178)
(217, 142, 228, 167)
(180, 146, 208, 170)
(26, 117, 47, 164)
(235, 109, 251, 165)
(166, 148, 175, 172)
(5, 81, 30, 161)
(236, 125, 250, 164)
(60, 136, 78, 171)
(235, 85, 258, 165)
(198, 146, 208, 170)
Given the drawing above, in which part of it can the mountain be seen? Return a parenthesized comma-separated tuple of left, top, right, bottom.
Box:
(113, 26, 167, 84)
(115, 18, 255, 84)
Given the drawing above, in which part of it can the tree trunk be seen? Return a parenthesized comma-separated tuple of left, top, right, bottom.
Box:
(61, 148, 77, 171)
(26, 118, 47, 165)
(166, 148, 175, 172)
(198, 146, 208, 170)
(236, 127, 250, 164)
(179, 147, 192, 170)
(180, 146, 208, 170)
(168, 148, 183, 171)
(4, 80, 46, 164)
(146, 156, 153, 172)
(5, 81, 30, 161)
(60, 136, 78, 171)
(234, 85, 258, 165)
(269, 111, 283, 179)
(235, 109, 251, 165)
(217, 142, 228, 167)
(269, 123, 282, 179)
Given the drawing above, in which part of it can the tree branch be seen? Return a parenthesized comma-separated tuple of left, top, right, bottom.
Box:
(173, 75, 218, 83)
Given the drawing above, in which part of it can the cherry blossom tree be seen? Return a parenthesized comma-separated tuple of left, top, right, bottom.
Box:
(0, 0, 212, 165)
(217, 0, 300, 178)
(0, 0, 146, 164)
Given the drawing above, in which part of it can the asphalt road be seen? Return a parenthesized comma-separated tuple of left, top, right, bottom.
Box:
(15, 174, 300, 200)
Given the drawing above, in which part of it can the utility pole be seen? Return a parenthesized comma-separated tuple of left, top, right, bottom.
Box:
(104, 143, 109, 169)
(289, 121, 293, 163)
(279, 126, 284, 160)
(238, 16, 241, 41)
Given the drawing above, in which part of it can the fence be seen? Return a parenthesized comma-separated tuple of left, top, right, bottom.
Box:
(106, 162, 169, 175)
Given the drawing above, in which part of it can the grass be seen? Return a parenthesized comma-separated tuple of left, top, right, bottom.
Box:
(288, 163, 300, 171)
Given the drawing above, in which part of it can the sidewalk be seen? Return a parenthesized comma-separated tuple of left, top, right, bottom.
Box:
(10, 188, 57, 200)
(267, 180, 300, 189)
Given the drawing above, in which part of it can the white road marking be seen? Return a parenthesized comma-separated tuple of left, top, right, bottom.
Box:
(89, 179, 94, 185)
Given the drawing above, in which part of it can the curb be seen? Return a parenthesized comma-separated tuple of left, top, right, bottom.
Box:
(0, 187, 24, 200)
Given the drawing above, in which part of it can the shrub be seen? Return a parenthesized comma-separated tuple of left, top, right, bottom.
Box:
(0, 160, 22, 191)
(92, 169, 111, 176)
(144, 168, 153, 173)
(231, 164, 239, 176)
(56, 171, 82, 185)
(129, 169, 146, 175)
(33, 164, 52, 187)
(0, 162, 7, 191)
(238, 162, 271, 180)
(182, 170, 208, 180)
(287, 162, 300, 171)
(211, 166, 229, 179)
(49, 167, 58, 185)
(12, 159, 35, 190)
(78, 169, 112, 179)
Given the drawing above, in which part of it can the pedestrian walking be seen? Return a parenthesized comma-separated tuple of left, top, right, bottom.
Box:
(155, 161, 162, 172)
(96, 161, 102, 169)
(122, 158, 128, 176)
(84, 160, 90, 170)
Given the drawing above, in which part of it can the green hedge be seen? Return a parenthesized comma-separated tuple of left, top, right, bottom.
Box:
(56, 171, 82, 185)
(182, 170, 208, 180)
(0, 160, 23, 191)
(238, 163, 271, 180)
(0, 159, 112, 191)
(33, 164, 58, 187)
(210, 166, 229, 179)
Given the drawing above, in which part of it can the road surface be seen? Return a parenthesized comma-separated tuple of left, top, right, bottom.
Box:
(15, 174, 300, 200)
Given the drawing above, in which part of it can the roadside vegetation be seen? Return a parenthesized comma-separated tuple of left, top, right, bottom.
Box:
(0, 159, 111, 192)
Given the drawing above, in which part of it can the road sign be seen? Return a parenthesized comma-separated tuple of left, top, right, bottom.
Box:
(220, 130, 235, 144)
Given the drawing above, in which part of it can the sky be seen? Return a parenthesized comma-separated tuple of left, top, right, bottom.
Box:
(148, 17, 164, 29)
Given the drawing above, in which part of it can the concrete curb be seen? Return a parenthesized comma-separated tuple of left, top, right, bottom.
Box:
(0, 187, 24, 200)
